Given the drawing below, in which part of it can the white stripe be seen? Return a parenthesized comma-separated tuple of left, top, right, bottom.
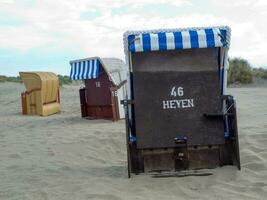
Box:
(150, 33, 159, 51)
(73, 63, 76, 80)
(73, 62, 77, 80)
(93, 59, 97, 78)
(78, 62, 82, 80)
(181, 31, 191, 49)
(83, 61, 87, 79)
(71, 63, 74, 80)
(166, 32, 175, 50)
(76, 62, 79, 80)
(70, 63, 74, 80)
(134, 36, 143, 52)
(80, 61, 84, 79)
(93, 60, 96, 79)
(212, 28, 222, 47)
(76, 62, 80, 80)
(88, 60, 92, 79)
(223, 50, 229, 94)
(84, 61, 89, 79)
(197, 29, 207, 48)
(74, 63, 78, 80)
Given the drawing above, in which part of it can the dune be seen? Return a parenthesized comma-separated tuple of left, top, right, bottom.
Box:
(0, 82, 266, 200)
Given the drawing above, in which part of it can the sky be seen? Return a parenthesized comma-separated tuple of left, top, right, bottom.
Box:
(0, 0, 266, 76)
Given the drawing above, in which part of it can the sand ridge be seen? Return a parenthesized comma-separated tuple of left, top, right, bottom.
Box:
(0, 82, 267, 200)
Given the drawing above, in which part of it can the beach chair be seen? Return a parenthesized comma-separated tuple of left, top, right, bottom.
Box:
(122, 26, 241, 177)
(69, 57, 127, 121)
(20, 72, 60, 116)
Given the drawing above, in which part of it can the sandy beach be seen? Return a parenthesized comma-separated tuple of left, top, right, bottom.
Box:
(0, 82, 267, 200)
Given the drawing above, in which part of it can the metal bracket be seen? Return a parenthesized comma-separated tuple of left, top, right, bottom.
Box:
(174, 136, 188, 144)
(120, 99, 135, 106)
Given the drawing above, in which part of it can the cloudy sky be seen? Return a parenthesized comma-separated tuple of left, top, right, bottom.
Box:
(0, 0, 266, 76)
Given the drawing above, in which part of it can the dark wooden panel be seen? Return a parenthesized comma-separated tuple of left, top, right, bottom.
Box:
(21, 92, 27, 115)
(143, 152, 174, 172)
(85, 67, 113, 106)
(132, 48, 219, 72)
(79, 88, 87, 117)
(86, 105, 113, 119)
(133, 71, 224, 149)
(188, 148, 220, 169)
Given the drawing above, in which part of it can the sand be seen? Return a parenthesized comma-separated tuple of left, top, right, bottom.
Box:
(0, 82, 267, 200)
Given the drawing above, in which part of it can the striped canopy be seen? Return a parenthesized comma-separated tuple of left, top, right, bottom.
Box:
(125, 27, 230, 53)
(70, 58, 99, 80)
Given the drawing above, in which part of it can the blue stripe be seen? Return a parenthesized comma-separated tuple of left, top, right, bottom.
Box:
(75, 62, 78, 80)
(221, 68, 224, 95)
(142, 33, 151, 52)
(86, 61, 90, 79)
(94, 59, 98, 78)
(217, 48, 221, 76)
(91, 60, 95, 79)
(158, 32, 167, 51)
(88, 60, 92, 79)
(73, 62, 77, 80)
(217, 49, 224, 95)
(70, 59, 101, 80)
(93, 59, 97, 78)
(70, 63, 73, 80)
(205, 29, 215, 48)
(220, 29, 227, 47)
(189, 30, 199, 48)
(173, 32, 183, 49)
(77, 62, 81, 79)
(128, 35, 136, 53)
(81, 61, 86, 79)
(127, 28, 229, 53)
(96, 60, 100, 78)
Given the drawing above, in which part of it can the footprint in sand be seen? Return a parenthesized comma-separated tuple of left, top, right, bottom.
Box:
(243, 162, 266, 171)
(7, 153, 21, 159)
(87, 194, 121, 200)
